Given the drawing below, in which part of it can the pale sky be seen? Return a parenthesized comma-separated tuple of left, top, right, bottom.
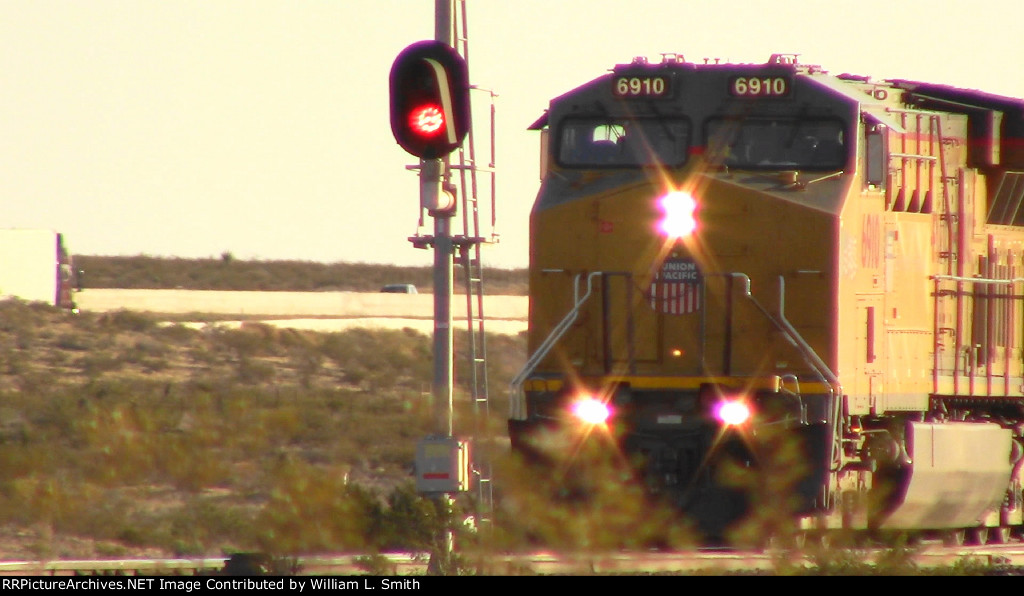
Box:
(2, 0, 1021, 269)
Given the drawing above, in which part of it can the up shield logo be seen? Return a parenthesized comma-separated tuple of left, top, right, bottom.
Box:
(647, 257, 702, 314)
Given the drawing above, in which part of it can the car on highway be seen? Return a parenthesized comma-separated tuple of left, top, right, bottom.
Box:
(379, 284, 418, 294)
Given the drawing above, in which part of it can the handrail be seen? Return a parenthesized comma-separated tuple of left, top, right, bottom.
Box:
(722, 272, 842, 488)
(933, 274, 1024, 285)
(717, 272, 839, 390)
(509, 272, 601, 394)
(511, 270, 842, 400)
(773, 275, 843, 481)
(772, 275, 840, 390)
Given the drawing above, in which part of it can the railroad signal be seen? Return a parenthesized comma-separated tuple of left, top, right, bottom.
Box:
(389, 41, 470, 159)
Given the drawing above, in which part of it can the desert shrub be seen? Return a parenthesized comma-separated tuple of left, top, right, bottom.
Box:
(320, 328, 432, 392)
(162, 499, 259, 555)
(78, 353, 126, 377)
(54, 331, 92, 351)
(371, 482, 449, 551)
(99, 309, 158, 333)
(0, 299, 52, 332)
(492, 443, 694, 552)
(255, 460, 378, 554)
(212, 326, 280, 358)
(235, 356, 277, 384)
(155, 323, 200, 344)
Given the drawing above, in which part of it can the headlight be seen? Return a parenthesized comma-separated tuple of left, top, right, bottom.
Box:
(571, 397, 612, 425)
(715, 399, 752, 426)
(658, 190, 697, 238)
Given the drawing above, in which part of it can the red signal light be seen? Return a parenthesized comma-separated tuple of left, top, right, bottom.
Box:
(409, 104, 445, 137)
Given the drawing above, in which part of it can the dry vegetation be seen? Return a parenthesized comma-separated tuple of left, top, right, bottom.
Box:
(0, 256, 527, 561)
(0, 258, 1005, 575)
(0, 295, 703, 566)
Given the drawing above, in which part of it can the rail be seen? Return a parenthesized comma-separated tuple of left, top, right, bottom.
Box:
(4, 545, 1024, 575)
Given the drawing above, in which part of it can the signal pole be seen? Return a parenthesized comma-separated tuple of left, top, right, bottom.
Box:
(389, 1, 471, 575)
(431, 1, 455, 575)
(431, 0, 457, 575)
(427, 163, 454, 439)
(433, 0, 454, 441)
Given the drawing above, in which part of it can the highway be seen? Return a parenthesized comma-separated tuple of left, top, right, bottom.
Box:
(75, 289, 528, 335)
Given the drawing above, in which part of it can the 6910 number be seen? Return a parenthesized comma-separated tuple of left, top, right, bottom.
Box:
(613, 75, 672, 98)
(730, 76, 790, 98)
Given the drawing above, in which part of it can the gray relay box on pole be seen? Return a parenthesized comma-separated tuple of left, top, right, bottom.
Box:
(415, 436, 471, 494)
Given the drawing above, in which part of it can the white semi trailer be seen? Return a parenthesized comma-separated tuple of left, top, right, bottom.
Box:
(0, 229, 78, 310)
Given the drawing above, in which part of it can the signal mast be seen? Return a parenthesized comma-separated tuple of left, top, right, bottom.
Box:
(388, 0, 497, 572)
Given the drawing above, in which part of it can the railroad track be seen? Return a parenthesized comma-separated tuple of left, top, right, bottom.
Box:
(3, 544, 1024, 576)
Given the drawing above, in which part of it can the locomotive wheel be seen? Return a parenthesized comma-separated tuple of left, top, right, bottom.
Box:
(785, 531, 826, 550)
(794, 530, 833, 550)
(942, 529, 966, 546)
(877, 530, 921, 548)
(815, 531, 834, 549)
(967, 526, 989, 546)
(1014, 526, 1024, 542)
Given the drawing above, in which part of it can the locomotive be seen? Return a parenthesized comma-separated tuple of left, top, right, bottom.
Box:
(508, 53, 1024, 544)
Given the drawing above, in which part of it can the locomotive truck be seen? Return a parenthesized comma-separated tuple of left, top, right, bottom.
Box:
(509, 53, 1024, 544)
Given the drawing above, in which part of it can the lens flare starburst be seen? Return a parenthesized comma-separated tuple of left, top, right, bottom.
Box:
(716, 399, 752, 426)
(571, 397, 611, 425)
(659, 191, 697, 238)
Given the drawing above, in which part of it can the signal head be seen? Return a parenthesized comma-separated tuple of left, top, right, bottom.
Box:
(389, 41, 471, 159)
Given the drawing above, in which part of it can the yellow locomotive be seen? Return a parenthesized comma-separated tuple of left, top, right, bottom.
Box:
(509, 53, 1024, 543)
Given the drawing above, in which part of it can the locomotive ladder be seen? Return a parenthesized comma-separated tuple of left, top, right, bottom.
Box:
(450, 0, 499, 528)
(933, 113, 960, 277)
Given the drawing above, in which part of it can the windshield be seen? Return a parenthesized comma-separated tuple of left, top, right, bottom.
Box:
(557, 118, 691, 167)
(707, 118, 846, 170)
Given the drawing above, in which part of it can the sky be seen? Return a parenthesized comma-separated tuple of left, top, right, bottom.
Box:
(2, 0, 1022, 270)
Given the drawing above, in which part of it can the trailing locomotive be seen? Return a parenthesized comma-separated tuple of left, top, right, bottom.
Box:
(509, 53, 1024, 544)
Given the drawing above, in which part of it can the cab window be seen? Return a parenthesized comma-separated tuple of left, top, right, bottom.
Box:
(706, 118, 846, 170)
(557, 118, 690, 167)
